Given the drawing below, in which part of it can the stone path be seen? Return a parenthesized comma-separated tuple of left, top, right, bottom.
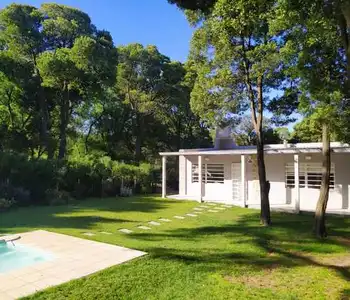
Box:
(104, 202, 233, 235)
(148, 221, 161, 226)
(118, 229, 133, 234)
(159, 218, 171, 222)
(138, 226, 152, 230)
(82, 232, 95, 236)
(186, 213, 197, 217)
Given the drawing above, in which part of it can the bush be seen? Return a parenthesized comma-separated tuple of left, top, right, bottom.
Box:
(46, 189, 73, 206)
(0, 198, 16, 211)
(0, 151, 160, 207)
(0, 152, 57, 205)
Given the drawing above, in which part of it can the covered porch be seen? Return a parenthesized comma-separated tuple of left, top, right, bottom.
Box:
(159, 143, 350, 215)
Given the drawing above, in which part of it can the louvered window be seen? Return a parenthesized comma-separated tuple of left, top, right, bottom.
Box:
(285, 163, 334, 189)
(192, 164, 224, 184)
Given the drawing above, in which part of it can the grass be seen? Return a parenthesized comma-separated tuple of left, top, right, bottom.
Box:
(0, 196, 350, 300)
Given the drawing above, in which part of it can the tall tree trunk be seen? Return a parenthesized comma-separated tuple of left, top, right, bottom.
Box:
(32, 55, 53, 159)
(177, 118, 183, 150)
(58, 85, 70, 160)
(314, 123, 331, 238)
(256, 131, 271, 225)
(38, 86, 53, 159)
(135, 113, 143, 163)
(256, 75, 271, 226)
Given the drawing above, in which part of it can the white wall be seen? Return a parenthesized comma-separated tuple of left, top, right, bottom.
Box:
(179, 155, 186, 195)
(247, 153, 350, 210)
(179, 152, 350, 210)
(184, 155, 240, 203)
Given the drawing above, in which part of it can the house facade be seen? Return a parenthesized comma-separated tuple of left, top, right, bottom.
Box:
(159, 134, 350, 214)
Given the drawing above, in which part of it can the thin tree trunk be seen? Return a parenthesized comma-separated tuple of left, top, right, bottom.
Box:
(32, 54, 53, 159)
(58, 85, 70, 160)
(256, 75, 271, 225)
(256, 131, 271, 225)
(85, 121, 95, 154)
(241, 34, 271, 225)
(314, 123, 331, 238)
(135, 113, 143, 163)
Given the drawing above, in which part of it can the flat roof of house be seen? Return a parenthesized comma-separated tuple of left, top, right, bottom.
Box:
(159, 142, 350, 156)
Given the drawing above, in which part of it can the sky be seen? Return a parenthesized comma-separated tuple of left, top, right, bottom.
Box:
(0, 0, 193, 62)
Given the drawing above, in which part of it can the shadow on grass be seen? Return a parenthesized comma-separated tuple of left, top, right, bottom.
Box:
(131, 211, 350, 285)
(0, 196, 172, 233)
(0, 215, 132, 234)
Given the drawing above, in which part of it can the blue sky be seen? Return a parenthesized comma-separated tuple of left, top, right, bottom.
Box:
(0, 0, 193, 62)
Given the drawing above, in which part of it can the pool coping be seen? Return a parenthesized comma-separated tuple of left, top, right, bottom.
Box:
(0, 230, 146, 299)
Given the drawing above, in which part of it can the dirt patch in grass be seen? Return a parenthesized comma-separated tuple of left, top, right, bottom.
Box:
(319, 255, 350, 268)
(224, 251, 350, 298)
(224, 264, 288, 290)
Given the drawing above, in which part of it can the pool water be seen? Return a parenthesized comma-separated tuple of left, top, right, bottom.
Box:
(0, 242, 54, 273)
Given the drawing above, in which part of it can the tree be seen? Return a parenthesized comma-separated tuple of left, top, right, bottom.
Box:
(168, 0, 293, 225)
(274, 0, 348, 237)
(0, 3, 117, 159)
(117, 44, 181, 163)
(0, 2, 212, 186)
(0, 4, 53, 157)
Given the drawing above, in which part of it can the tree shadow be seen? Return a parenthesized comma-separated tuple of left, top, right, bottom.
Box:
(0, 196, 173, 233)
(68, 195, 174, 213)
(0, 215, 132, 234)
(129, 211, 350, 297)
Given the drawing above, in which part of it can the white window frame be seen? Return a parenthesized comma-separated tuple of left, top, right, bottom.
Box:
(192, 163, 224, 184)
(285, 162, 335, 189)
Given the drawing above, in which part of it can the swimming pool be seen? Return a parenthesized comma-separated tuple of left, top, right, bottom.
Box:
(0, 242, 54, 273)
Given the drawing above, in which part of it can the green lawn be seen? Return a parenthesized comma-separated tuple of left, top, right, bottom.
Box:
(0, 196, 350, 300)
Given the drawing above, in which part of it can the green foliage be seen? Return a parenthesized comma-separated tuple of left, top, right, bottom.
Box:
(0, 3, 211, 167)
(0, 151, 158, 206)
(0, 197, 16, 211)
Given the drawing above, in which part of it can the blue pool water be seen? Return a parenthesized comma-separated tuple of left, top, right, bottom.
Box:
(0, 242, 54, 273)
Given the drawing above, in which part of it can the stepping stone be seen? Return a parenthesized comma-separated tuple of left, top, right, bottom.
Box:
(186, 213, 198, 217)
(82, 232, 95, 236)
(100, 231, 112, 235)
(207, 203, 217, 206)
(222, 205, 232, 208)
(149, 221, 161, 226)
(216, 207, 226, 210)
(193, 208, 203, 211)
(208, 209, 219, 212)
(195, 211, 203, 214)
(200, 205, 210, 208)
(174, 216, 185, 219)
(138, 226, 152, 230)
(159, 218, 171, 222)
(119, 229, 133, 234)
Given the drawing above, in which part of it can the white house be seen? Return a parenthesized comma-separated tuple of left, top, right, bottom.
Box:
(159, 129, 350, 214)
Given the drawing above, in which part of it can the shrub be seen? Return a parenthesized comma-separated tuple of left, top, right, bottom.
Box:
(12, 187, 31, 205)
(0, 198, 16, 211)
(0, 152, 57, 205)
(0, 151, 160, 206)
(46, 189, 73, 206)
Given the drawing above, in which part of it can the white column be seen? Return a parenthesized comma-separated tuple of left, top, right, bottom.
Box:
(241, 155, 247, 207)
(198, 155, 203, 202)
(294, 154, 300, 213)
(162, 156, 167, 198)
